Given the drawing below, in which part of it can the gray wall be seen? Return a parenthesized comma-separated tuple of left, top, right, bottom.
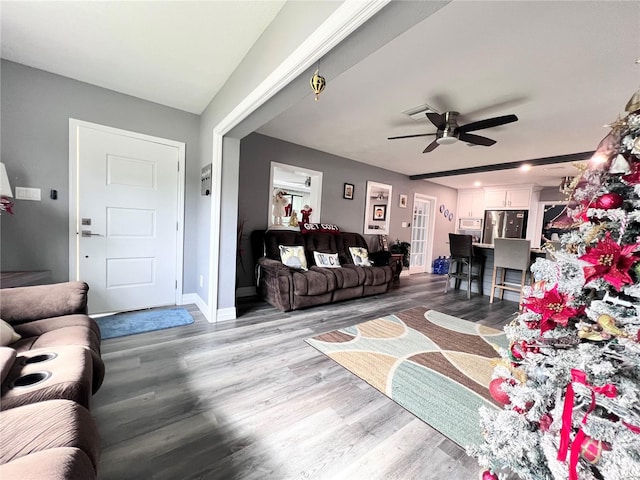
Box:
(237, 133, 457, 288)
(0, 60, 201, 290)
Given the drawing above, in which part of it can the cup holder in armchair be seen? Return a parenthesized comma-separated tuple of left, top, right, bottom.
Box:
(21, 352, 58, 365)
(11, 371, 52, 389)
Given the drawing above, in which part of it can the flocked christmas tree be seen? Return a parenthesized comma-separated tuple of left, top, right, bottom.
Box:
(469, 89, 640, 480)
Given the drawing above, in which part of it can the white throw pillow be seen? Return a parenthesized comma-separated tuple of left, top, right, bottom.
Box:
(349, 246, 371, 266)
(314, 251, 341, 268)
(0, 319, 20, 346)
(279, 245, 308, 270)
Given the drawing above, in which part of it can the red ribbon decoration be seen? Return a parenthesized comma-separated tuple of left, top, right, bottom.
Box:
(623, 421, 640, 434)
(557, 369, 617, 480)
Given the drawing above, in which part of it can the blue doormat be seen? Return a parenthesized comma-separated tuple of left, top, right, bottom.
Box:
(96, 307, 194, 339)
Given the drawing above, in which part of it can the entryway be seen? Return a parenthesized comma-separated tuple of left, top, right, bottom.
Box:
(69, 120, 185, 314)
(409, 194, 435, 274)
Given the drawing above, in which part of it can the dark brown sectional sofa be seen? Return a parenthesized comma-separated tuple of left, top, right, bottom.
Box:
(254, 229, 394, 311)
(0, 281, 103, 480)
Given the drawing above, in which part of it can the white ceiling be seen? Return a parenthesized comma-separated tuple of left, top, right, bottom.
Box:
(0, 1, 286, 114)
(258, 1, 640, 189)
(1, 1, 638, 190)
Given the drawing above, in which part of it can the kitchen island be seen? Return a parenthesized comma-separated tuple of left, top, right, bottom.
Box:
(444, 243, 545, 302)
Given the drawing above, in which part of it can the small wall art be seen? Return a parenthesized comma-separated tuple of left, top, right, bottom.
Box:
(373, 204, 387, 221)
(343, 183, 354, 200)
(399, 194, 408, 208)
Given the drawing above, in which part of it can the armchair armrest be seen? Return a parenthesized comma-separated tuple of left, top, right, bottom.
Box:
(0, 346, 17, 385)
(256, 257, 294, 311)
(258, 257, 293, 275)
(0, 281, 89, 325)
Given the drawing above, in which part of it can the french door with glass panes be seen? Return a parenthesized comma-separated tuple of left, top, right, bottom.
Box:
(410, 195, 435, 274)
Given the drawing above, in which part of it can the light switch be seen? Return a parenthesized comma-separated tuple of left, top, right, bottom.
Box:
(15, 187, 41, 201)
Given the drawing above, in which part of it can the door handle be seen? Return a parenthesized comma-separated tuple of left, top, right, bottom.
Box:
(81, 230, 103, 237)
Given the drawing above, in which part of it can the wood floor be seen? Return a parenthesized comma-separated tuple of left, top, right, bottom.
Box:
(92, 273, 521, 480)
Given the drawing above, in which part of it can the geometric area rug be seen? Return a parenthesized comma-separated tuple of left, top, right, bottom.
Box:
(96, 307, 194, 340)
(305, 306, 508, 447)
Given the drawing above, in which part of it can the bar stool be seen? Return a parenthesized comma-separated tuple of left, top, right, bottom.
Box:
(444, 233, 485, 299)
(490, 238, 531, 307)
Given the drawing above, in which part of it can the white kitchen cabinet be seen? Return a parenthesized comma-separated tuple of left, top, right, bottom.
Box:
(484, 187, 532, 209)
(457, 189, 485, 218)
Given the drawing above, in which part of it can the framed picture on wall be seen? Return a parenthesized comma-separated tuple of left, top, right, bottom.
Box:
(343, 183, 354, 200)
(399, 194, 408, 208)
(373, 204, 387, 221)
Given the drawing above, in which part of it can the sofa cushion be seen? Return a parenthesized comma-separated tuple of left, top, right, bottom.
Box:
(0, 399, 99, 469)
(337, 232, 373, 265)
(303, 232, 339, 266)
(348, 246, 371, 266)
(346, 264, 393, 286)
(0, 282, 89, 325)
(12, 315, 101, 346)
(313, 251, 341, 268)
(279, 245, 308, 270)
(264, 230, 304, 260)
(330, 265, 363, 288)
(0, 447, 96, 480)
(292, 269, 336, 296)
(0, 320, 20, 346)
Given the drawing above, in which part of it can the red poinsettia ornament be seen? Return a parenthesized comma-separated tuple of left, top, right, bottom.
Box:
(523, 284, 583, 333)
(580, 232, 639, 291)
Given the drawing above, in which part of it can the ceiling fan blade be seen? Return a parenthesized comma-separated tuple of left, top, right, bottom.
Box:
(426, 112, 445, 129)
(458, 114, 518, 133)
(459, 132, 496, 146)
(387, 133, 437, 140)
(423, 139, 439, 153)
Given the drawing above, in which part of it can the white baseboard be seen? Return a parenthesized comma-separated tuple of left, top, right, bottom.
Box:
(236, 286, 257, 298)
(181, 293, 236, 323)
(217, 307, 237, 322)
(181, 293, 210, 322)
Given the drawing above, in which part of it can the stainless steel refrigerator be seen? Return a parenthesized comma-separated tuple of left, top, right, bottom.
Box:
(483, 210, 528, 243)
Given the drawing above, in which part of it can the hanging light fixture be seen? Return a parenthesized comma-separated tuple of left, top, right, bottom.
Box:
(310, 68, 326, 101)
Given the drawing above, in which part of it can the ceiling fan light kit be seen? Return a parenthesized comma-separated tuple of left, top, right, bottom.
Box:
(388, 106, 519, 153)
(436, 135, 458, 145)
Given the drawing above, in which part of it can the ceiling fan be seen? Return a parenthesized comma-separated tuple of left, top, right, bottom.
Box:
(388, 110, 518, 153)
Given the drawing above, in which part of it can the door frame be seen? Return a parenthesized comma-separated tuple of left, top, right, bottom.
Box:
(68, 119, 186, 309)
(409, 193, 436, 275)
(207, 1, 389, 322)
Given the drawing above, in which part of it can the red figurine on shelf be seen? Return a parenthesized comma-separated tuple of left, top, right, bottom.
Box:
(300, 204, 312, 224)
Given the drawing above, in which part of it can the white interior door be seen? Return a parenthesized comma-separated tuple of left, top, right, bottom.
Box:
(70, 120, 184, 314)
(409, 195, 435, 274)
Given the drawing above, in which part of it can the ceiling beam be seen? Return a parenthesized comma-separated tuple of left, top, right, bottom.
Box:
(409, 151, 594, 180)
